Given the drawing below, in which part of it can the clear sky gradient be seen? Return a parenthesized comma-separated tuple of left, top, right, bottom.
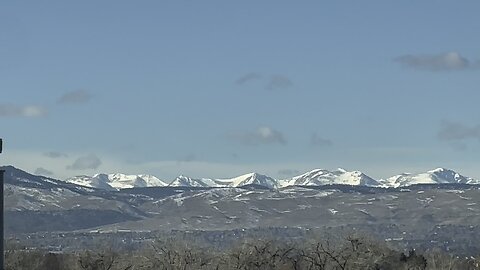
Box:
(1, 1, 479, 181)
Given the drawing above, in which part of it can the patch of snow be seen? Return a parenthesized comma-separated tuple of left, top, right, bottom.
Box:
(328, 208, 338, 215)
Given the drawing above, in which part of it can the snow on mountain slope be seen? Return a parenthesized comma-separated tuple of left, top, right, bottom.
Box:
(66, 174, 116, 190)
(216, 173, 279, 189)
(380, 168, 479, 187)
(279, 168, 380, 187)
(169, 175, 218, 188)
(107, 173, 167, 189)
(169, 173, 278, 189)
(66, 173, 167, 190)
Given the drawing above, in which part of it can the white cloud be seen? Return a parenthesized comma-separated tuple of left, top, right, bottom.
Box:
(266, 75, 293, 90)
(395, 52, 477, 71)
(44, 151, 68, 158)
(235, 73, 262, 85)
(34, 167, 54, 176)
(67, 154, 102, 170)
(57, 89, 92, 104)
(278, 169, 300, 176)
(437, 120, 480, 141)
(235, 73, 294, 90)
(311, 133, 333, 147)
(230, 126, 287, 145)
(0, 104, 47, 118)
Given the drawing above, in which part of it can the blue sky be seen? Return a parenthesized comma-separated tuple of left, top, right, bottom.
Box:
(1, 1, 479, 181)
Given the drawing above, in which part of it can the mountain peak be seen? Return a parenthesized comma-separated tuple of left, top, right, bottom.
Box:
(429, 167, 450, 173)
(221, 172, 278, 189)
(281, 168, 379, 187)
(170, 175, 213, 188)
(383, 168, 478, 187)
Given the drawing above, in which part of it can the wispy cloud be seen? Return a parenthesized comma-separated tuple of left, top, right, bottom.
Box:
(310, 133, 333, 147)
(235, 73, 293, 90)
(57, 89, 92, 104)
(235, 73, 262, 85)
(0, 104, 47, 118)
(35, 167, 54, 176)
(278, 169, 300, 176)
(394, 52, 478, 71)
(266, 75, 293, 90)
(449, 142, 468, 152)
(66, 154, 102, 170)
(437, 120, 480, 141)
(230, 126, 287, 145)
(177, 154, 196, 163)
(44, 151, 68, 158)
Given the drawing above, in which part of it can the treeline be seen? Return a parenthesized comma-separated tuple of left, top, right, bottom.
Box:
(6, 235, 480, 270)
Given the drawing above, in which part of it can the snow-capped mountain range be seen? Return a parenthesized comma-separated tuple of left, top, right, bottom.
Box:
(170, 172, 278, 189)
(66, 173, 167, 191)
(378, 168, 478, 188)
(62, 167, 480, 190)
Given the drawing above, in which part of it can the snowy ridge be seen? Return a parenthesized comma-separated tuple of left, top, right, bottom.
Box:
(279, 168, 379, 187)
(169, 169, 380, 189)
(380, 168, 479, 188)
(216, 173, 279, 189)
(66, 173, 167, 190)
(64, 167, 479, 190)
(169, 173, 278, 189)
(169, 175, 219, 188)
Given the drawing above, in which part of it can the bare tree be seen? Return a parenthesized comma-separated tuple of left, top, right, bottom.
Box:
(145, 238, 213, 270)
(78, 249, 132, 270)
(5, 241, 44, 270)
